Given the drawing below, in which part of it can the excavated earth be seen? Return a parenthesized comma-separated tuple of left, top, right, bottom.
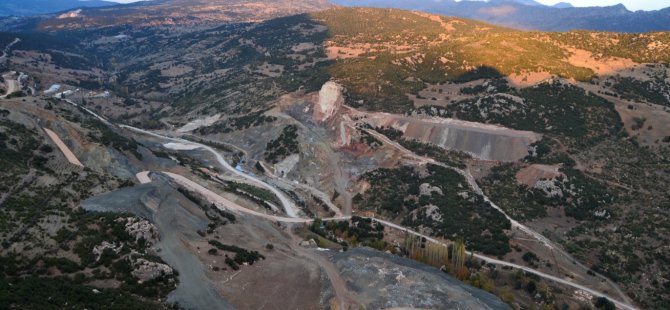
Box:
(304, 81, 542, 162)
(515, 164, 563, 187)
(82, 177, 234, 310)
(80, 172, 513, 309)
(327, 247, 511, 310)
(82, 173, 332, 309)
(361, 112, 541, 162)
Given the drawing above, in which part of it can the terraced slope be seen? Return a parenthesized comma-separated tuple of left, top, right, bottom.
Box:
(363, 113, 541, 161)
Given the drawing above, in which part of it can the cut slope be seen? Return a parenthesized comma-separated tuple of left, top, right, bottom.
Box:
(364, 113, 541, 161)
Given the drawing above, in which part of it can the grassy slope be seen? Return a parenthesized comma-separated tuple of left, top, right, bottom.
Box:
(312, 8, 670, 112)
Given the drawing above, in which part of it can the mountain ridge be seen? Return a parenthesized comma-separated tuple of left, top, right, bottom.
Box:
(331, 0, 670, 32)
(0, 0, 116, 17)
(0, 0, 332, 31)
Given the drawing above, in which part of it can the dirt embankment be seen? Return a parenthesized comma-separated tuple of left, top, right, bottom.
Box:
(565, 47, 639, 77)
(82, 175, 341, 309)
(305, 81, 540, 162)
(364, 113, 541, 162)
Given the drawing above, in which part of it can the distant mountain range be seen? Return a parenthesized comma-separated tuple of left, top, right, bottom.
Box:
(331, 0, 670, 32)
(0, 0, 116, 16)
(1, 0, 668, 33)
(0, 0, 332, 31)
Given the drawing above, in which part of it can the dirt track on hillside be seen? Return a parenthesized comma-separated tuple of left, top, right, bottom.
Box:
(43, 128, 84, 167)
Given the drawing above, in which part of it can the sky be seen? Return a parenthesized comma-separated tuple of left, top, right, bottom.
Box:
(106, 1, 670, 11)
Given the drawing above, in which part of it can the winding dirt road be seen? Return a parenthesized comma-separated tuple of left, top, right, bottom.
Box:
(1, 38, 22, 98)
(0, 38, 20, 62)
(62, 97, 636, 310)
(122, 125, 300, 217)
(63, 99, 111, 125)
(137, 170, 637, 310)
(138, 170, 347, 223)
(361, 127, 635, 307)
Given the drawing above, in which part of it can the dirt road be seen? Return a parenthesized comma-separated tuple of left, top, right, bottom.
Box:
(144, 171, 347, 223)
(0, 38, 20, 62)
(286, 224, 359, 308)
(121, 125, 300, 217)
(362, 126, 635, 307)
(262, 163, 343, 217)
(1, 73, 18, 98)
(61, 96, 635, 309)
(136, 171, 152, 184)
(62, 99, 111, 125)
(353, 216, 637, 310)
(43, 128, 84, 167)
(138, 169, 637, 310)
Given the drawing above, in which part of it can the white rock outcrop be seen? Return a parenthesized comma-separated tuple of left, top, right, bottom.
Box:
(313, 81, 344, 122)
(300, 239, 318, 248)
(118, 217, 159, 245)
(419, 183, 443, 196)
(131, 258, 174, 282)
(58, 9, 82, 19)
(92, 241, 120, 262)
(535, 179, 563, 197)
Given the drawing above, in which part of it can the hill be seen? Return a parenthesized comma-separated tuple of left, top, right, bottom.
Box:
(313, 7, 670, 112)
(331, 0, 670, 32)
(0, 0, 331, 31)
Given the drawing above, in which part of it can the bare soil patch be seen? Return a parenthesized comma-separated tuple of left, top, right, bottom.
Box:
(515, 164, 562, 187)
(578, 82, 670, 147)
(506, 71, 553, 88)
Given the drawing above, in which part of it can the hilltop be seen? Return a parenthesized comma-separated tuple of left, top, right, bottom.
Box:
(313, 8, 670, 111)
(332, 0, 670, 32)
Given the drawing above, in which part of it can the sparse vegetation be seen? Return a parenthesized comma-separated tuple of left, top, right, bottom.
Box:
(448, 81, 623, 148)
(84, 119, 142, 159)
(3, 4, 670, 309)
(197, 111, 277, 135)
(0, 120, 176, 308)
(614, 76, 670, 107)
(354, 164, 511, 255)
(264, 125, 300, 164)
(208, 240, 264, 269)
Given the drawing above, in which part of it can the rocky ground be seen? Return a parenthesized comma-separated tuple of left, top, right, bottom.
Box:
(327, 247, 511, 310)
(82, 177, 234, 309)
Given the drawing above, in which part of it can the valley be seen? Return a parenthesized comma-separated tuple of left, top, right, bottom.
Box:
(0, 1, 669, 310)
